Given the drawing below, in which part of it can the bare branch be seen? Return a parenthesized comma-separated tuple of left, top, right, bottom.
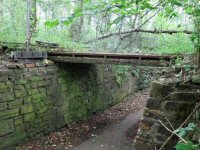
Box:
(159, 103, 200, 150)
(158, 119, 187, 143)
(87, 29, 193, 42)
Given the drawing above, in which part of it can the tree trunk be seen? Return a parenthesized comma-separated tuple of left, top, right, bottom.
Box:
(70, 0, 84, 40)
(30, 0, 37, 33)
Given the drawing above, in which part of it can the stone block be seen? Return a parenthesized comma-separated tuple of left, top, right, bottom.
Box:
(146, 98, 161, 109)
(0, 83, 12, 93)
(23, 113, 35, 122)
(0, 119, 14, 136)
(32, 101, 45, 110)
(0, 70, 12, 77)
(30, 83, 38, 88)
(170, 92, 195, 101)
(38, 81, 46, 87)
(20, 104, 34, 114)
(192, 74, 200, 84)
(32, 93, 42, 102)
(28, 89, 39, 95)
(0, 108, 19, 120)
(140, 117, 154, 131)
(14, 85, 24, 90)
(150, 80, 175, 98)
(24, 96, 32, 104)
(9, 99, 23, 109)
(36, 106, 48, 115)
(195, 92, 200, 101)
(14, 79, 27, 85)
(0, 102, 7, 111)
(25, 63, 35, 68)
(154, 133, 166, 146)
(0, 93, 15, 102)
(0, 130, 26, 150)
(162, 101, 177, 111)
(0, 76, 8, 82)
(46, 69, 55, 75)
(143, 109, 164, 120)
(38, 88, 46, 93)
(14, 117, 23, 125)
(15, 90, 27, 99)
(29, 76, 43, 82)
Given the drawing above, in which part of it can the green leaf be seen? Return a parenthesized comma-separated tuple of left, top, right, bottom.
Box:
(185, 123, 196, 131)
(44, 19, 59, 28)
(175, 141, 199, 150)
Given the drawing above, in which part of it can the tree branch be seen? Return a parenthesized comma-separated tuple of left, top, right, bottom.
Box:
(159, 102, 200, 150)
(87, 29, 194, 42)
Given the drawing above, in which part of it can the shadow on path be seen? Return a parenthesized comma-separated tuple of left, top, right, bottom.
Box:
(70, 109, 144, 150)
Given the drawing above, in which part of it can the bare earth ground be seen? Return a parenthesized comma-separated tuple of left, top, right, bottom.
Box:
(17, 90, 148, 150)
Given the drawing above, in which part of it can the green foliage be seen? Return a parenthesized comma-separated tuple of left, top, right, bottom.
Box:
(0, 0, 199, 54)
(174, 123, 200, 150)
(143, 33, 194, 54)
(112, 65, 131, 86)
(44, 19, 59, 28)
(175, 141, 199, 150)
(174, 123, 196, 137)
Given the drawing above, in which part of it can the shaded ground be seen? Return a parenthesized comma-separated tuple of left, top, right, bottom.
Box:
(17, 90, 148, 150)
(70, 110, 143, 150)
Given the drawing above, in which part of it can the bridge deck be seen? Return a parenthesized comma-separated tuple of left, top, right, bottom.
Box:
(48, 52, 177, 67)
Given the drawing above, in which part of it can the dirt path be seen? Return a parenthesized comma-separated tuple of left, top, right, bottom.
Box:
(18, 91, 148, 150)
(70, 110, 143, 150)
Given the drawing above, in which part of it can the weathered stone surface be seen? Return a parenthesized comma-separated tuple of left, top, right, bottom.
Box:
(0, 63, 136, 149)
(0, 102, 7, 111)
(20, 104, 34, 114)
(162, 101, 177, 111)
(146, 97, 160, 109)
(14, 85, 24, 90)
(23, 113, 35, 122)
(0, 83, 12, 93)
(150, 80, 175, 98)
(0, 119, 14, 136)
(9, 99, 23, 109)
(14, 117, 23, 125)
(134, 78, 200, 150)
(0, 70, 12, 77)
(169, 92, 195, 101)
(15, 90, 27, 99)
(0, 130, 26, 150)
(0, 93, 15, 102)
(14, 79, 27, 85)
(140, 117, 154, 131)
(0, 76, 8, 82)
(192, 74, 200, 84)
(0, 108, 19, 120)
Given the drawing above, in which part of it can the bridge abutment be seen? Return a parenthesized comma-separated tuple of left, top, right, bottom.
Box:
(0, 61, 136, 149)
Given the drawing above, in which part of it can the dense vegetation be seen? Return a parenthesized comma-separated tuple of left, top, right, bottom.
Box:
(0, 0, 199, 55)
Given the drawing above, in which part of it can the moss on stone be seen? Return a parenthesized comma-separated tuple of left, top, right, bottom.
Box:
(20, 104, 34, 114)
(23, 113, 35, 122)
(0, 107, 19, 117)
(0, 119, 14, 136)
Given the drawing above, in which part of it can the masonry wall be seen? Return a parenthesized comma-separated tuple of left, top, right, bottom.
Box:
(0, 62, 136, 149)
(133, 77, 200, 150)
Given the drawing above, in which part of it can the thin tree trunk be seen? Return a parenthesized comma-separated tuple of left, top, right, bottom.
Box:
(30, 0, 37, 33)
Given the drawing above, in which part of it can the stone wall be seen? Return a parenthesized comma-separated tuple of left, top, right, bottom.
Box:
(0, 62, 136, 150)
(133, 76, 200, 150)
